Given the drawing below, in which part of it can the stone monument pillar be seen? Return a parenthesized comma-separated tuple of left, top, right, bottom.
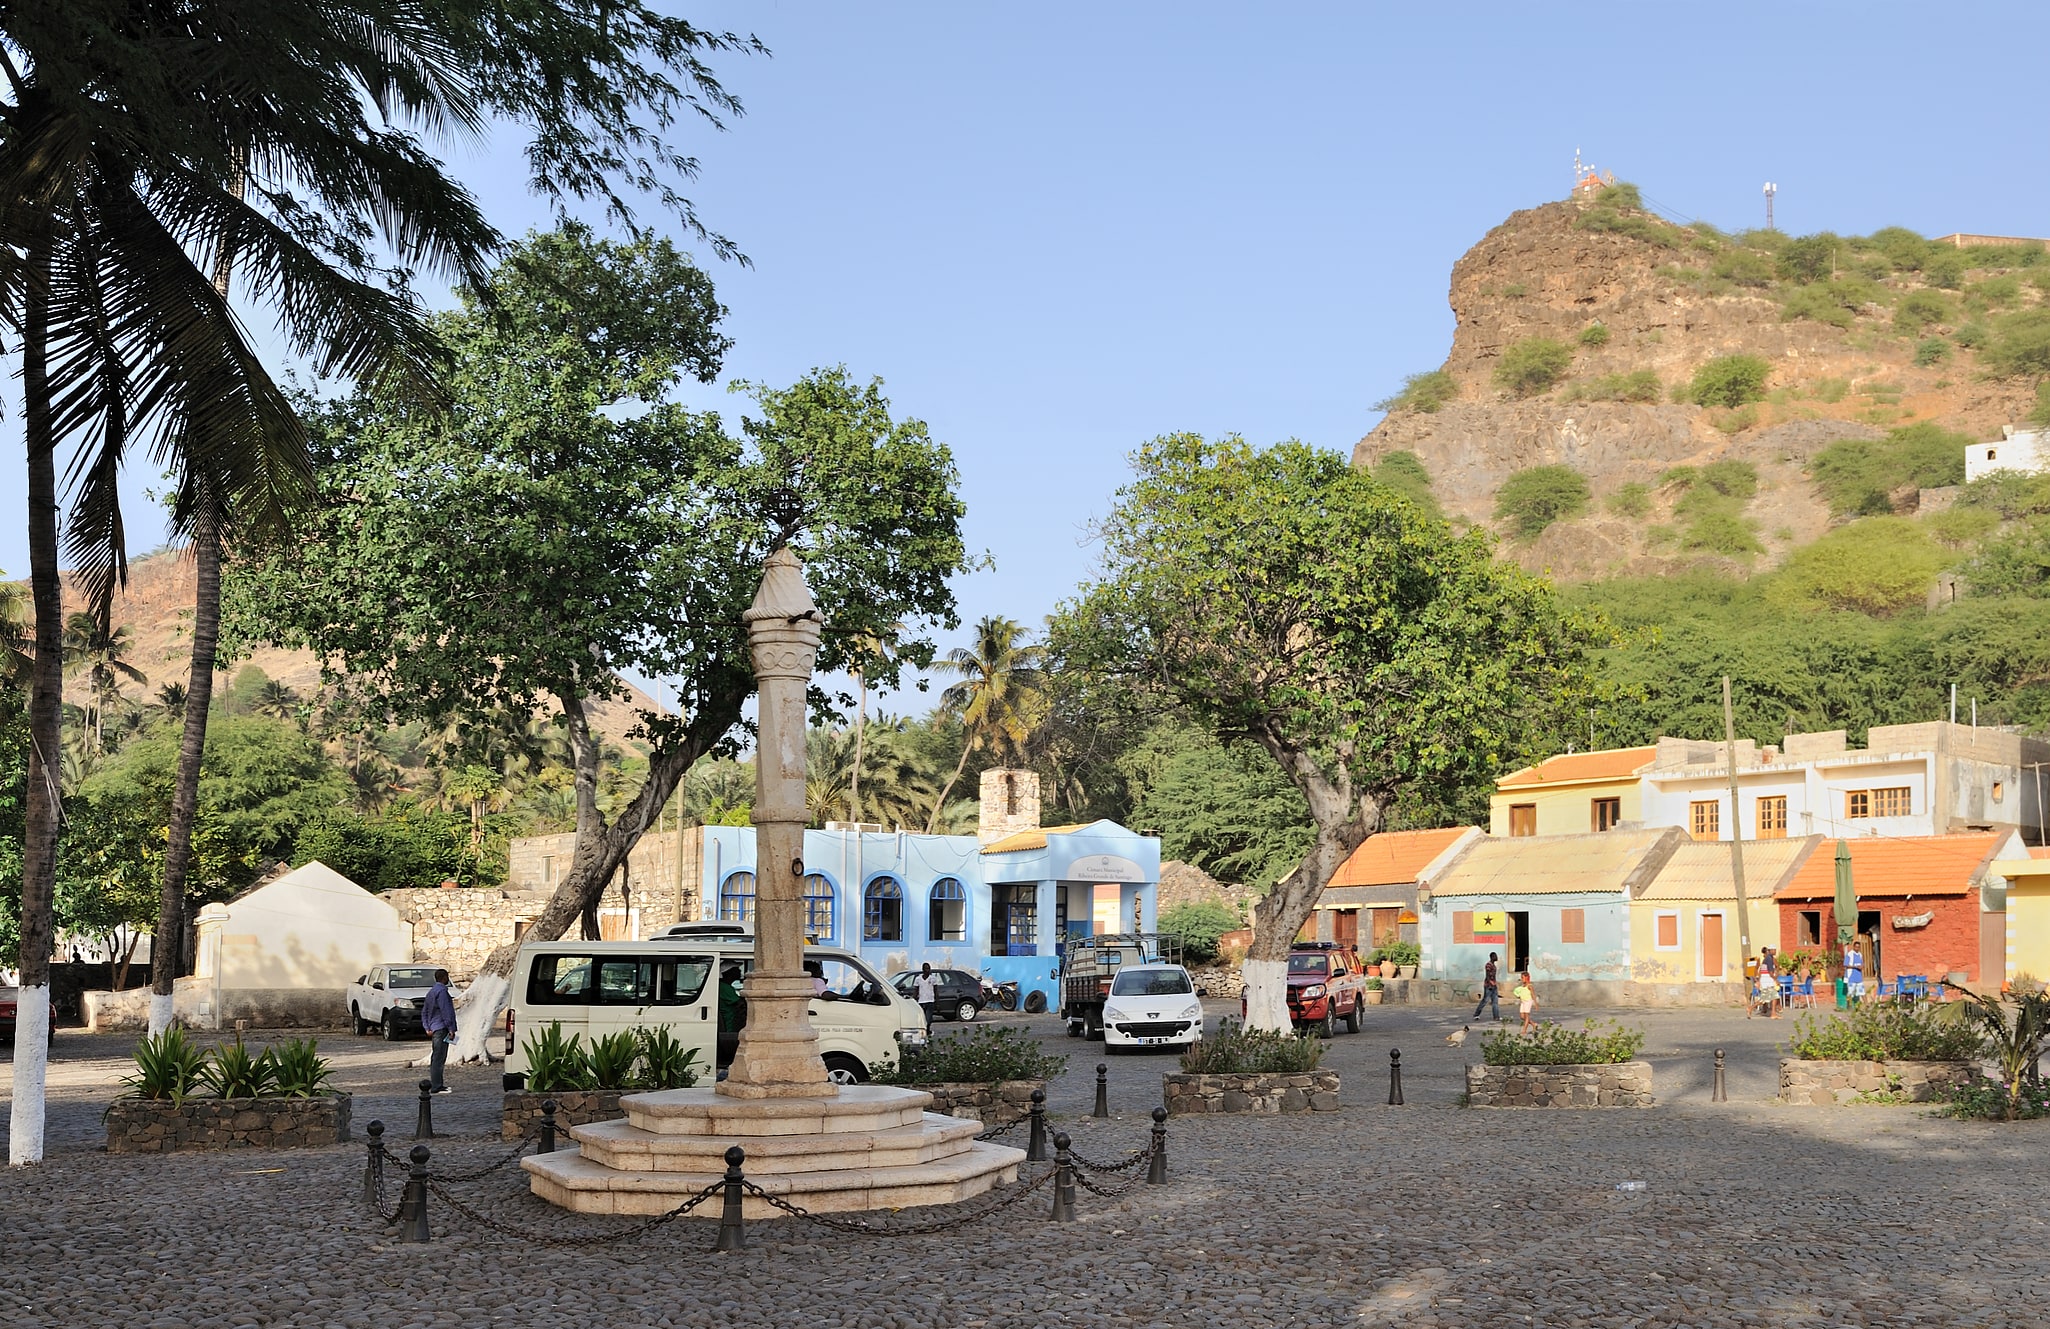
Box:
(720, 547, 835, 1099)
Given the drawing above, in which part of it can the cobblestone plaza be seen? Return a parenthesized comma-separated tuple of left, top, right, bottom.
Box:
(5, 1003, 2046, 1329)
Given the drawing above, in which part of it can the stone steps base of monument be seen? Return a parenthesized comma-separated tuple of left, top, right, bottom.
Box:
(569, 1111, 987, 1174)
(618, 1084, 931, 1137)
(522, 1141, 1025, 1217)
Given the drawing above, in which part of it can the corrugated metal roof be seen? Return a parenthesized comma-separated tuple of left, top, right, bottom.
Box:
(1638, 836, 1823, 900)
(979, 824, 1093, 854)
(1329, 828, 1476, 889)
(1777, 833, 2004, 900)
(1498, 746, 1657, 789)
(1428, 828, 1680, 897)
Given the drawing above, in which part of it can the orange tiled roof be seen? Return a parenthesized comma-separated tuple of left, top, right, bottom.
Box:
(1328, 828, 1475, 889)
(1776, 833, 2004, 900)
(1498, 746, 1657, 789)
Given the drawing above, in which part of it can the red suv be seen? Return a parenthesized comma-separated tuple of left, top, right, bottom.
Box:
(1286, 943, 1364, 1037)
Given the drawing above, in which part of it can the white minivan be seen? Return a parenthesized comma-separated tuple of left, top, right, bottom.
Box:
(503, 937, 928, 1089)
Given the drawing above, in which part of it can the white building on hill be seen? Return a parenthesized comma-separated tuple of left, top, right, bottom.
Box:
(1965, 426, 2049, 483)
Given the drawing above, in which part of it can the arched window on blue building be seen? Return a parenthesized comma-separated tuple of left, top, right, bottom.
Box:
(804, 873, 837, 942)
(928, 877, 966, 942)
(719, 870, 756, 926)
(864, 875, 904, 942)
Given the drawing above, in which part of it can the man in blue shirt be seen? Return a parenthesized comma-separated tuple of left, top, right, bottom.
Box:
(422, 970, 457, 1094)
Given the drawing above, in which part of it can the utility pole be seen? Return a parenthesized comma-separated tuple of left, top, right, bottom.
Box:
(1722, 676, 1754, 968)
(1763, 182, 1777, 231)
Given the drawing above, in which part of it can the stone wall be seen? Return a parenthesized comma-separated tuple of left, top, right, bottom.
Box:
(1777, 1058, 1984, 1105)
(1465, 1061, 1654, 1107)
(106, 1094, 352, 1153)
(505, 829, 702, 928)
(501, 1090, 629, 1142)
(1163, 1071, 1341, 1115)
(387, 881, 658, 982)
(1395, 977, 1751, 1008)
(920, 1079, 1045, 1126)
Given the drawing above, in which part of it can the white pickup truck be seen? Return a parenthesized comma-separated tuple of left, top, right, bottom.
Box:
(346, 964, 445, 1040)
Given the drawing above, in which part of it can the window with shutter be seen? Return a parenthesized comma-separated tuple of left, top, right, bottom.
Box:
(1654, 911, 1680, 949)
(1453, 910, 1475, 945)
(1560, 908, 1586, 945)
(1756, 796, 1787, 839)
(1689, 800, 1720, 841)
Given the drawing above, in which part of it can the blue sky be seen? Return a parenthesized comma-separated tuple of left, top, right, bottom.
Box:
(6, 2, 2047, 716)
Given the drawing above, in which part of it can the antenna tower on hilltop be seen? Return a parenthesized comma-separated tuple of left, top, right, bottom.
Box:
(1764, 181, 1777, 231)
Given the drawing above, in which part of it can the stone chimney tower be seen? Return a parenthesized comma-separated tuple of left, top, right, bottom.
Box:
(977, 768, 1041, 846)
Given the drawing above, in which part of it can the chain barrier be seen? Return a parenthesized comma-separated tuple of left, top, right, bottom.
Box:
(427, 1138, 533, 1183)
(370, 1156, 406, 1224)
(1071, 1151, 1156, 1200)
(422, 1175, 728, 1248)
(974, 1115, 1024, 1142)
(1066, 1141, 1152, 1175)
(738, 1165, 1057, 1237)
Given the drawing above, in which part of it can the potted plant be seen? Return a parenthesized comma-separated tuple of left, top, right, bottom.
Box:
(1364, 977, 1385, 1005)
(1383, 942, 1422, 979)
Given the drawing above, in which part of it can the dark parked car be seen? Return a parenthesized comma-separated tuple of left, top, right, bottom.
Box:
(890, 968, 988, 1022)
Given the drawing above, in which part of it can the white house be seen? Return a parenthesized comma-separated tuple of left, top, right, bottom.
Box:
(183, 861, 412, 1029)
(1965, 426, 2049, 484)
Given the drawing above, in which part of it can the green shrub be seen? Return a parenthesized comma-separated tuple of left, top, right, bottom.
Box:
(1371, 450, 1441, 517)
(1687, 355, 1771, 408)
(587, 1029, 643, 1090)
(123, 1028, 209, 1102)
(1380, 941, 1421, 968)
(1681, 511, 1764, 557)
(1375, 370, 1458, 414)
(873, 1023, 1069, 1085)
(520, 1022, 595, 1093)
(1179, 1018, 1326, 1074)
(1965, 518, 2050, 596)
(268, 1038, 335, 1097)
(199, 1036, 278, 1099)
(1960, 472, 2050, 520)
(1983, 310, 2050, 378)
(1162, 899, 1243, 964)
(1606, 482, 1652, 519)
(1925, 249, 1968, 289)
(1926, 506, 1998, 550)
(1697, 459, 1759, 502)
(1710, 249, 1777, 288)
(1869, 226, 1932, 272)
(1812, 376, 1850, 403)
(1494, 464, 1591, 538)
(1565, 369, 1661, 403)
(1578, 322, 1610, 348)
(1893, 290, 1953, 335)
(1972, 275, 2022, 311)
(1494, 338, 1575, 396)
(1940, 1080, 2050, 1121)
(1787, 1004, 1987, 1062)
(1913, 337, 1950, 367)
(1779, 283, 1856, 329)
(1658, 465, 1697, 490)
(636, 1026, 704, 1090)
(1811, 423, 1970, 516)
(1954, 320, 1990, 349)
(2030, 381, 2050, 430)
(1480, 1018, 1645, 1066)
(1766, 517, 1948, 615)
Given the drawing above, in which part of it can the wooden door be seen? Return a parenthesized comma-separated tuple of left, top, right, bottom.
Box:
(1700, 912, 1725, 980)
(1334, 910, 1359, 948)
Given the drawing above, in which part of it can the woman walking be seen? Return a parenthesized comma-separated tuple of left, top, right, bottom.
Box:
(1512, 971, 1538, 1035)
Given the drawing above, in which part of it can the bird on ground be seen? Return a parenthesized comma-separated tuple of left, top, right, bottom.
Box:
(1444, 1025, 1470, 1047)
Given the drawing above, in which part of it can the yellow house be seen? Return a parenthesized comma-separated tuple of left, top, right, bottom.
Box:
(1630, 837, 1818, 985)
(1994, 850, 2050, 986)
(1492, 746, 1657, 838)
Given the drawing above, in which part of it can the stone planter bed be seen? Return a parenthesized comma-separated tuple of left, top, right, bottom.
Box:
(1778, 1058, 1983, 1105)
(917, 1079, 1046, 1125)
(1163, 1071, 1340, 1115)
(105, 1093, 352, 1153)
(502, 1090, 629, 1142)
(1466, 1062, 1654, 1108)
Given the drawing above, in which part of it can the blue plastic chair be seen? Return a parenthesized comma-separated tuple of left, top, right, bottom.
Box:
(1778, 976, 1797, 1009)
(1795, 975, 1817, 1009)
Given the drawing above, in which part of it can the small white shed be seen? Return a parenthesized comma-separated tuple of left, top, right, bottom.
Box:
(183, 861, 413, 1029)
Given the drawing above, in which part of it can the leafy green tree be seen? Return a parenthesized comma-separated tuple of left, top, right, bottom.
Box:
(1120, 722, 1312, 891)
(1053, 434, 1605, 1029)
(1687, 355, 1771, 408)
(1493, 338, 1574, 397)
(925, 617, 1046, 830)
(1160, 900, 1244, 964)
(1777, 233, 1840, 283)
(1895, 290, 1954, 334)
(228, 230, 967, 981)
(293, 809, 477, 892)
(1811, 424, 1970, 517)
(1494, 465, 1592, 538)
(1766, 518, 1948, 616)
(1369, 451, 1441, 518)
(1984, 310, 2050, 378)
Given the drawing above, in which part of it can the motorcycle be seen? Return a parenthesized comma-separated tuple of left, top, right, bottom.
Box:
(983, 977, 1021, 1012)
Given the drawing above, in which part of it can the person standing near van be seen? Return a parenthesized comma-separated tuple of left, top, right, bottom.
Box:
(914, 963, 939, 1027)
(422, 970, 456, 1094)
(1473, 952, 1501, 1022)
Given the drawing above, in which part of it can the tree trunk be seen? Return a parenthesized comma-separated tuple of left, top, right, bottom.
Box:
(926, 737, 975, 833)
(1239, 744, 1383, 1033)
(12, 234, 61, 1165)
(150, 509, 221, 1035)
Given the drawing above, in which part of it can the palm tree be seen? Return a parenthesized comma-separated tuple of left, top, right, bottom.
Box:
(252, 678, 301, 723)
(151, 681, 187, 724)
(60, 612, 147, 752)
(843, 623, 902, 826)
(0, 578, 29, 687)
(344, 749, 402, 814)
(924, 617, 1047, 831)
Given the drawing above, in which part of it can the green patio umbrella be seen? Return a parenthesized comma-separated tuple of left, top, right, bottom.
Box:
(1833, 839, 1856, 950)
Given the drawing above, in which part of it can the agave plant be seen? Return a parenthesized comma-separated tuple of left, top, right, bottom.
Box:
(198, 1036, 278, 1100)
(520, 1023, 594, 1094)
(635, 1026, 703, 1090)
(122, 1027, 209, 1102)
(1942, 983, 2050, 1120)
(268, 1038, 334, 1097)
(587, 1030, 644, 1091)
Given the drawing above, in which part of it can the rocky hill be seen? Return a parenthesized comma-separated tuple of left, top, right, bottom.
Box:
(63, 550, 660, 748)
(1352, 195, 2045, 581)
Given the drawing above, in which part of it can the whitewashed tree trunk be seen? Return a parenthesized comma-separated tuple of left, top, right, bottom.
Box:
(7, 987, 50, 1165)
(452, 973, 511, 1066)
(1240, 960, 1289, 1032)
(148, 992, 174, 1035)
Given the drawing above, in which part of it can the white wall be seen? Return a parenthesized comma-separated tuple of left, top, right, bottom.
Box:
(213, 862, 412, 990)
(1644, 755, 1936, 841)
(1966, 429, 2049, 484)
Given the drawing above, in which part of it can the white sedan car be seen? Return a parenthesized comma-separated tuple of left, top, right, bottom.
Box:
(1101, 963, 1205, 1051)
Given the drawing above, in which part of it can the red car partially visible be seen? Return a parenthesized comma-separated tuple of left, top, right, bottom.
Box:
(0, 988, 17, 1045)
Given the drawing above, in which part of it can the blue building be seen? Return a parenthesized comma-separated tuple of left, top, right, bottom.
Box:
(693, 770, 1160, 1010)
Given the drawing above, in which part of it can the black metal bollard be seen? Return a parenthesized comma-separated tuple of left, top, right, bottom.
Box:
(1713, 1048, 1728, 1103)
(1093, 1063, 1110, 1118)
(415, 1079, 435, 1140)
(714, 1146, 749, 1252)
(539, 1099, 559, 1154)
(362, 1120, 386, 1209)
(1050, 1132, 1076, 1222)
(1387, 1048, 1405, 1106)
(1026, 1089, 1049, 1162)
(400, 1145, 432, 1243)
(1147, 1107, 1168, 1186)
